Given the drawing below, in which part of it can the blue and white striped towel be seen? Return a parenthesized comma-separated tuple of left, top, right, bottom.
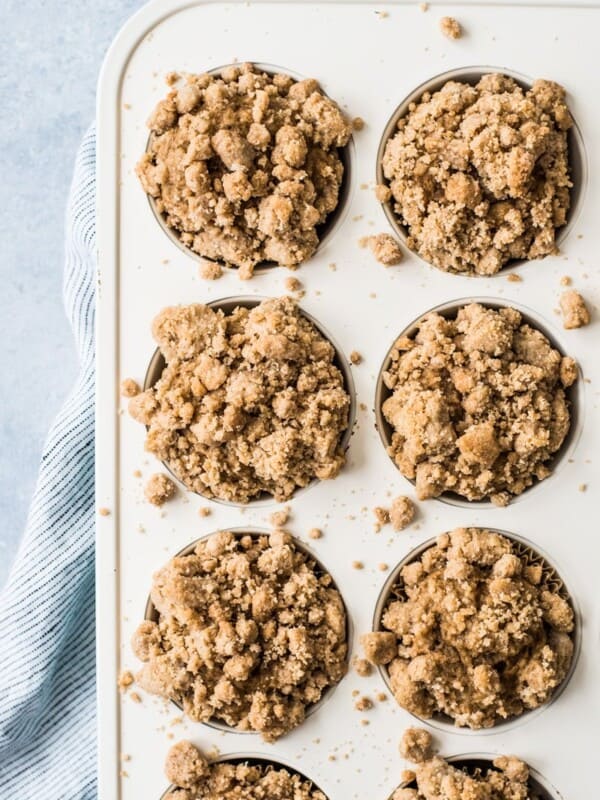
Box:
(0, 126, 97, 799)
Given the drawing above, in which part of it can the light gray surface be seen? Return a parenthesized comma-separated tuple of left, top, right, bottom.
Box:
(0, 0, 144, 588)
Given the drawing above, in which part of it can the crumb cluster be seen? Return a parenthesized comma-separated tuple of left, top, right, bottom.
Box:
(381, 303, 577, 504)
(132, 530, 347, 741)
(164, 741, 327, 800)
(381, 74, 573, 275)
(371, 527, 575, 729)
(559, 289, 590, 329)
(144, 472, 177, 506)
(394, 752, 532, 800)
(439, 16, 462, 39)
(399, 727, 433, 763)
(360, 233, 403, 265)
(137, 63, 352, 277)
(128, 297, 351, 503)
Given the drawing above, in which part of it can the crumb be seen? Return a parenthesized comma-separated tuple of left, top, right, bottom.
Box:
(359, 402, 367, 411)
(354, 658, 373, 677)
(380, 75, 573, 275)
(400, 728, 433, 763)
(378, 527, 575, 728)
(352, 116, 365, 131)
(360, 718, 370, 726)
(382, 303, 578, 502)
(129, 298, 351, 503)
(137, 65, 351, 276)
(328, 262, 337, 271)
(389, 496, 415, 531)
(98, 507, 110, 517)
(376, 692, 387, 702)
(121, 378, 141, 398)
(578, 483, 587, 492)
(121, 753, 131, 762)
(308, 527, 322, 540)
(560, 275, 572, 286)
(118, 670, 134, 692)
(559, 289, 590, 329)
(199, 260, 223, 280)
(355, 695, 373, 711)
(373, 507, 390, 531)
(352, 560, 364, 570)
(270, 507, 290, 527)
(144, 473, 177, 506)
(375, 183, 392, 203)
(361, 631, 397, 665)
(133, 469, 142, 478)
(378, 563, 388, 572)
(123, 102, 132, 110)
(506, 273, 522, 282)
(419, 2, 429, 10)
(375, 10, 389, 18)
(198, 506, 211, 517)
(285, 276, 303, 294)
(130, 692, 142, 704)
(132, 530, 347, 741)
(350, 350, 362, 365)
(362, 233, 403, 266)
(439, 15, 462, 39)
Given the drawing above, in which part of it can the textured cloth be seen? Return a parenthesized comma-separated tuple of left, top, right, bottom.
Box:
(0, 127, 97, 798)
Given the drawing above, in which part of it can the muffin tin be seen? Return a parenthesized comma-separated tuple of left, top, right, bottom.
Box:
(96, 2, 600, 799)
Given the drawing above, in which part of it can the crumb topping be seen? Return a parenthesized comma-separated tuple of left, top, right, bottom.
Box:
(145, 473, 177, 506)
(164, 742, 327, 800)
(378, 527, 575, 729)
(400, 728, 433, 763)
(381, 303, 577, 504)
(381, 74, 573, 275)
(137, 64, 351, 277)
(389, 496, 416, 531)
(559, 289, 590, 329)
(439, 16, 462, 39)
(361, 233, 403, 266)
(128, 297, 351, 503)
(121, 378, 141, 398)
(132, 530, 347, 741)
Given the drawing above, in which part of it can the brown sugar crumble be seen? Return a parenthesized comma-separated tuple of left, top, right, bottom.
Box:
(354, 657, 373, 677)
(375, 183, 392, 203)
(352, 560, 364, 570)
(137, 64, 352, 278)
(559, 289, 590, 329)
(164, 741, 327, 800)
(285, 276, 303, 294)
(198, 506, 211, 517)
(128, 297, 351, 503)
(121, 378, 141, 398)
(382, 303, 578, 504)
(118, 670, 134, 692)
(376, 527, 575, 729)
(98, 507, 111, 517)
(381, 74, 573, 275)
(352, 116, 365, 131)
(439, 16, 462, 39)
(396, 753, 533, 800)
(361, 233, 403, 266)
(355, 695, 373, 711)
(560, 275, 572, 286)
(129, 692, 142, 704)
(389, 496, 415, 531)
(269, 506, 290, 527)
(199, 260, 223, 281)
(144, 473, 177, 506)
(132, 530, 347, 741)
(506, 273, 522, 282)
(350, 350, 363, 365)
(308, 527, 323, 540)
(400, 728, 433, 763)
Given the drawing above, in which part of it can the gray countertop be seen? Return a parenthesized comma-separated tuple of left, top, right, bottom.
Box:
(0, 0, 144, 588)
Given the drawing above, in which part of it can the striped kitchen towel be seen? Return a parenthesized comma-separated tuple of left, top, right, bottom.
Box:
(0, 126, 97, 799)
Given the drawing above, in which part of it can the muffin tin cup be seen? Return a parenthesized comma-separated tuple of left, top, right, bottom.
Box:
(143, 527, 353, 735)
(372, 528, 581, 737)
(394, 753, 563, 800)
(143, 294, 357, 507)
(146, 62, 356, 275)
(160, 753, 330, 800)
(375, 65, 588, 276)
(374, 296, 584, 509)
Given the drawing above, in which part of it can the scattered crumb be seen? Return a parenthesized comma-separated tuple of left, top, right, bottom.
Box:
(118, 670, 134, 692)
(121, 753, 131, 762)
(579, 483, 587, 492)
(360, 233, 403, 266)
(400, 728, 434, 763)
(199, 260, 223, 281)
(560, 275, 572, 286)
(419, 2, 429, 10)
(121, 378, 141, 398)
(198, 506, 211, 517)
(354, 658, 373, 677)
(270, 507, 290, 527)
(352, 560, 364, 570)
(285, 276, 303, 294)
(355, 695, 373, 711)
(350, 350, 363, 365)
(375, 183, 392, 203)
(439, 15, 462, 39)
(373, 506, 390, 532)
(328, 262, 337, 271)
(560, 289, 590, 329)
(119, 770, 129, 778)
(375, 10, 389, 18)
(129, 692, 142, 704)
(360, 719, 370, 726)
(133, 469, 142, 478)
(144, 473, 177, 506)
(352, 116, 365, 131)
(376, 692, 387, 702)
(506, 273, 522, 283)
(98, 507, 110, 517)
(389, 495, 416, 531)
(378, 562, 388, 571)
(360, 631, 397, 665)
(123, 102, 132, 110)
(308, 527, 322, 540)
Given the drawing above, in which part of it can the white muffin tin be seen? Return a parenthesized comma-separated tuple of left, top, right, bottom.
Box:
(96, 2, 600, 798)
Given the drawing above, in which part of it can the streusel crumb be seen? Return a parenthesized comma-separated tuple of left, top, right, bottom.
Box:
(144, 473, 177, 506)
(400, 728, 433, 763)
(355, 695, 373, 711)
(439, 16, 462, 39)
(381, 74, 573, 275)
(121, 378, 141, 398)
(375, 183, 392, 203)
(362, 233, 403, 266)
(559, 289, 590, 329)
(164, 741, 327, 800)
(379, 527, 575, 729)
(133, 530, 347, 741)
(308, 527, 322, 540)
(354, 657, 373, 677)
(382, 303, 577, 503)
(128, 297, 351, 503)
(137, 64, 351, 277)
(118, 670, 134, 692)
(199, 261, 223, 281)
(389, 496, 415, 531)
(350, 350, 362, 365)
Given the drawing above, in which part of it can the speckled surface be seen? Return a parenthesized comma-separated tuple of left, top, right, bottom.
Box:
(0, 0, 144, 588)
